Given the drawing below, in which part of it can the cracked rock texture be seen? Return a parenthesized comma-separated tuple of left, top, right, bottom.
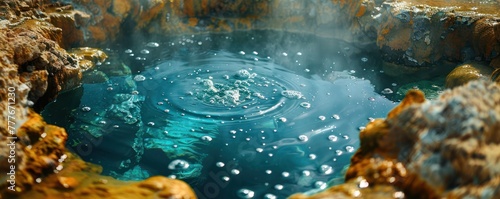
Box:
(0, 0, 197, 198)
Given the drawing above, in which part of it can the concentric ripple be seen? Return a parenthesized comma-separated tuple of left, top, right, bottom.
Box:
(42, 31, 400, 199)
(138, 51, 306, 121)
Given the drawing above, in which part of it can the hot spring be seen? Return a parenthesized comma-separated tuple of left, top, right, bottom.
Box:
(42, 30, 409, 198)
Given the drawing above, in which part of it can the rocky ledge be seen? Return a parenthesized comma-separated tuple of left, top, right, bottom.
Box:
(1, 0, 500, 199)
(0, 0, 196, 198)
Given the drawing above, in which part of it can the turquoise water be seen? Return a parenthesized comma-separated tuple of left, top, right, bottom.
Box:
(43, 31, 397, 199)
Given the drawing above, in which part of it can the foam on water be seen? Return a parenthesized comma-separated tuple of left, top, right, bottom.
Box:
(42, 31, 398, 199)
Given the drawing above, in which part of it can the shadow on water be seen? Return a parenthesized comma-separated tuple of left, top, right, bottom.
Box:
(42, 30, 407, 199)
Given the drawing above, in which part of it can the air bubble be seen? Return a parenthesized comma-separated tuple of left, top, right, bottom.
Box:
(264, 193, 277, 199)
(302, 170, 311, 176)
(309, 154, 317, 160)
(282, 52, 288, 56)
(201, 136, 213, 142)
(319, 164, 333, 175)
(237, 189, 255, 199)
(281, 90, 304, 99)
(298, 135, 309, 142)
(300, 102, 311, 108)
(315, 181, 327, 189)
(124, 49, 133, 53)
(346, 145, 355, 153)
(381, 88, 393, 94)
(265, 170, 272, 174)
(147, 122, 155, 126)
(328, 135, 338, 142)
(81, 106, 91, 112)
(318, 115, 326, 120)
(231, 169, 240, 175)
(332, 114, 340, 120)
(146, 42, 160, 47)
(140, 49, 150, 54)
(278, 117, 287, 122)
(274, 184, 284, 190)
(361, 57, 368, 62)
(133, 75, 146, 82)
(335, 150, 343, 156)
(239, 51, 246, 55)
(216, 162, 225, 168)
(282, 172, 290, 178)
(168, 159, 190, 170)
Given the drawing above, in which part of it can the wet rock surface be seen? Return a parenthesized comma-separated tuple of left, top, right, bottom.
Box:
(0, 0, 197, 198)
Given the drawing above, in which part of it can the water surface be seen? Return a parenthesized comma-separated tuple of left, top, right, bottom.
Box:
(43, 31, 397, 199)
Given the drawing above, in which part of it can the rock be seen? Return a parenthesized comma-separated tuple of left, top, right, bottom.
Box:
(69, 47, 108, 72)
(0, 25, 83, 110)
(1, 111, 67, 195)
(294, 80, 500, 198)
(492, 68, 500, 83)
(445, 62, 493, 88)
(14, 153, 197, 199)
(0, 1, 197, 198)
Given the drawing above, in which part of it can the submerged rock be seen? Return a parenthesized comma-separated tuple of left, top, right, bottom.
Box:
(292, 80, 500, 198)
(445, 62, 493, 88)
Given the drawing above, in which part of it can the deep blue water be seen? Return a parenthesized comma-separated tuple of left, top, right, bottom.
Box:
(43, 31, 397, 199)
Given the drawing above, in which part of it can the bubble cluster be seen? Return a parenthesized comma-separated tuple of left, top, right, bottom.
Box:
(281, 90, 304, 99)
